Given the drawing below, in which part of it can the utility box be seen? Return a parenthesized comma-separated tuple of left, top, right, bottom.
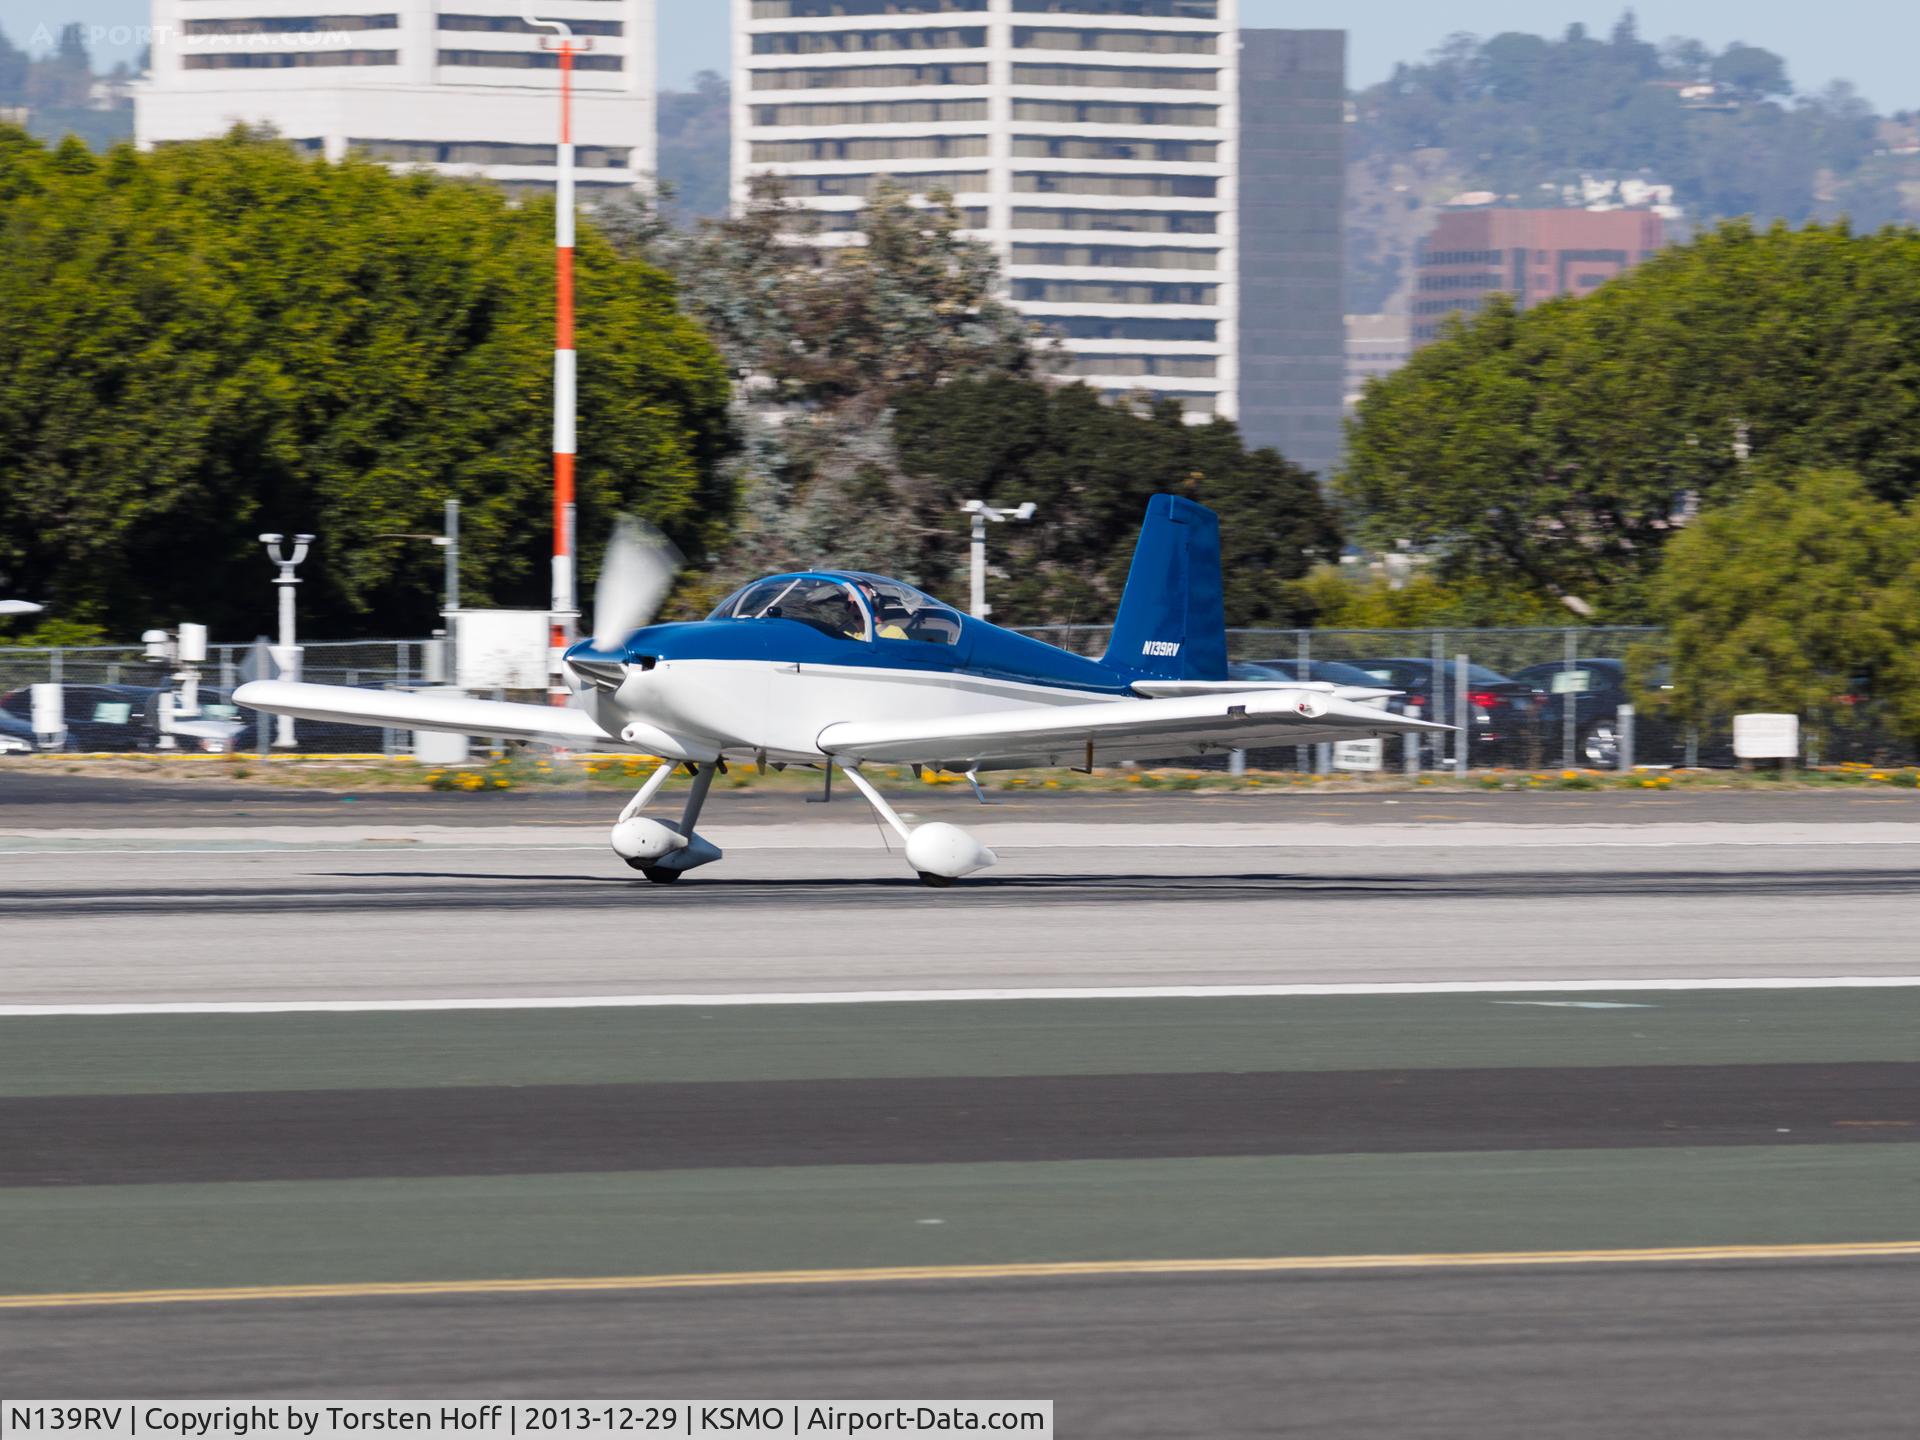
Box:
(410, 688, 473, 765)
(450, 610, 551, 691)
(1734, 713, 1800, 760)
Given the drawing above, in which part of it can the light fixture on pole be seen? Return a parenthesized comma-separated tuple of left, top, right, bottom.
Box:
(375, 502, 462, 684)
(960, 500, 1037, 620)
(259, 532, 313, 747)
(523, 11, 589, 703)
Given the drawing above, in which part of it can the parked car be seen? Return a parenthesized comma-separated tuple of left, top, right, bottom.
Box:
(1323, 658, 1539, 762)
(1230, 659, 1396, 689)
(1511, 658, 1678, 767)
(0, 684, 160, 751)
(0, 707, 33, 755)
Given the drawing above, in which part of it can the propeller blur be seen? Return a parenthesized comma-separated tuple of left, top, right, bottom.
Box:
(238, 496, 1450, 887)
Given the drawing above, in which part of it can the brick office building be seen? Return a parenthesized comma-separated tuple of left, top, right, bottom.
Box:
(1411, 208, 1665, 344)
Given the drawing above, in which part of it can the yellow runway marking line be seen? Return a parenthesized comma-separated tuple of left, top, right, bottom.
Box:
(5, 1241, 1920, 1310)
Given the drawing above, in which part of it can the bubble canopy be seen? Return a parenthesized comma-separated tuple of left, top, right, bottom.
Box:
(708, 573, 963, 645)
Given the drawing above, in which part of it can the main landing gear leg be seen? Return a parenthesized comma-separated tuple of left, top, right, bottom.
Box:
(836, 762, 997, 888)
(610, 760, 725, 884)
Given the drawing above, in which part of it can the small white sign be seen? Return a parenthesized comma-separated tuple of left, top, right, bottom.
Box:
(1333, 739, 1385, 771)
(1733, 712, 1800, 760)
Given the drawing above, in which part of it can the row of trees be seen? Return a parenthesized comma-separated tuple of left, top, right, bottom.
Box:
(0, 131, 1334, 640)
(1344, 218, 1920, 742)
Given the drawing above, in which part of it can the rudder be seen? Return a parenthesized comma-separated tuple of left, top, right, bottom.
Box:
(1099, 494, 1227, 681)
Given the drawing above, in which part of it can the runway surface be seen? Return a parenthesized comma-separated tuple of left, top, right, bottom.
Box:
(4, 787, 1919, 1426)
(11, 1262, 1920, 1436)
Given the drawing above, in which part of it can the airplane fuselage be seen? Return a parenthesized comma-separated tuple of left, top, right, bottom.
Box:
(571, 609, 1135, 764)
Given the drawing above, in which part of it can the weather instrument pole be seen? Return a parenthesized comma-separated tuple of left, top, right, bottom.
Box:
(525, 13, 589, 700)
(959, 500, 1038, 620)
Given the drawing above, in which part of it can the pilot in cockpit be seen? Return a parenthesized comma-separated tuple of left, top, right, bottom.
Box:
(853, 580, 910, 641)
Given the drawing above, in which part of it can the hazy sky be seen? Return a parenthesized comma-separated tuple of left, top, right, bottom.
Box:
(4, 2, 1914, 112)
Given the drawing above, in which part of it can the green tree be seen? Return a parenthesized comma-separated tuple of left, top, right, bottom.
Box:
(0, 127, 732, 639)
(1650, 469, 1920, 744)
(623, 176, 1043, 583)
(891, 378, 1342, 628)
(1341, 220, 1920, 618)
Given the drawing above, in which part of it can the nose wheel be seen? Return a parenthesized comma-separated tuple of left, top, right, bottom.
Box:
(626, 860, 685, 884)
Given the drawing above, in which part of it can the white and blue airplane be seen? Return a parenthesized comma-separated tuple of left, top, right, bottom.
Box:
(237, 496, 1447, 886)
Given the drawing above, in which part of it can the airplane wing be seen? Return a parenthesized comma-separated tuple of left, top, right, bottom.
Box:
(817, 688, 1451, 770)
(230, 680, 683, 754)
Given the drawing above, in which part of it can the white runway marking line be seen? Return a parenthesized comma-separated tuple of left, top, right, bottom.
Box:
(4, 975, 1920, 1016)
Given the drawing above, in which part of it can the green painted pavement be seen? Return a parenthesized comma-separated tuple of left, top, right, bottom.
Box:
(6, 990, 1920, 1097)
(3, 1146, 1917, 1295)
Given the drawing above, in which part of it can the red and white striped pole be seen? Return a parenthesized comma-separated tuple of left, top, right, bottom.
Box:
(527, 15, 591, 699)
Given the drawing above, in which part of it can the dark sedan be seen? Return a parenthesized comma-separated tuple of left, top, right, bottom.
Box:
(1326, 658, 1539, 762)
(0, 684, 159, 751)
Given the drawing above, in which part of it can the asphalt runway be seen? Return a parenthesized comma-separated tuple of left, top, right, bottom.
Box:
(9, 1262, 1920, 1435)
(6, 829, 1920, 1003)
(6, 789, 1920, 1427)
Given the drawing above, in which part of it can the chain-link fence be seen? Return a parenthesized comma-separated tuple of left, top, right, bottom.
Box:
(0, 639, 446, 754)
(1014, 624, 1920, 773)
(7, 627, 1918, 770)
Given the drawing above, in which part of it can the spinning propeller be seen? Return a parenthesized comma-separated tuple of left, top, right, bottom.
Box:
(592, 516, 681, 649)
(564, 517, 682, 693)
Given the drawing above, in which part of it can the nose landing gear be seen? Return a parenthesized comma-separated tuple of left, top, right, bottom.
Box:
(610, 759, 724, 883)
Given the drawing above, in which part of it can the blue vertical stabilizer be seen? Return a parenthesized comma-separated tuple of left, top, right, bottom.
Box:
(1099, 494, 1228, 681)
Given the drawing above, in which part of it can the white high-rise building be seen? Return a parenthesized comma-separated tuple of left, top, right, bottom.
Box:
(733, 0, 1237, 420)
(137, 0, 655, 195)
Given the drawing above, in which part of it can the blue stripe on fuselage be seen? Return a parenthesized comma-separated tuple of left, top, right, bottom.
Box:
(577, 614, 1135, 698)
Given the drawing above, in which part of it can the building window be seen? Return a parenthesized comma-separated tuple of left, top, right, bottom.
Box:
(438, 50, 623, 71)
(1417, 272, 1503, 292)
(1012, 63, 1216, 90)
(1104, 389, 1217, 415)
(774, 170, 989, 197)
(182, 15, 398, 36)
(1012, 242, 1217, 269)
(1011, 99, 1216, 127)
(1057, 354, 1217, 377)
(1012, 135, 1217, 162)
(1014, 171, 1216, 197)
(1416, 247, 1503, 266)
(752, 135, 989, 162)
(183, 49, 398, 68)
(1011, 206, 1215, 233)
(1013, 278, 1218, 305)
(1011, 0, 1218, 16)
(1014, 26, 1215, 54)
(752, 98, 989, 127)
(752, 27, 986, 54)
(1039, 315, 1217, 340)
(751, 63, 987, 90)
(439, 14, 623, 35)
(816, 206, 988, 231)
(349, 138, 631, 168)
(752, 0, 987, 15)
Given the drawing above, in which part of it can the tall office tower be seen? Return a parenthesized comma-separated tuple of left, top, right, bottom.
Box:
(1412, 207, 1666, 343)
(733, 0, 1238, 421)
(1237, 28, 1344, 476)
(137, 0, 655, 196)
